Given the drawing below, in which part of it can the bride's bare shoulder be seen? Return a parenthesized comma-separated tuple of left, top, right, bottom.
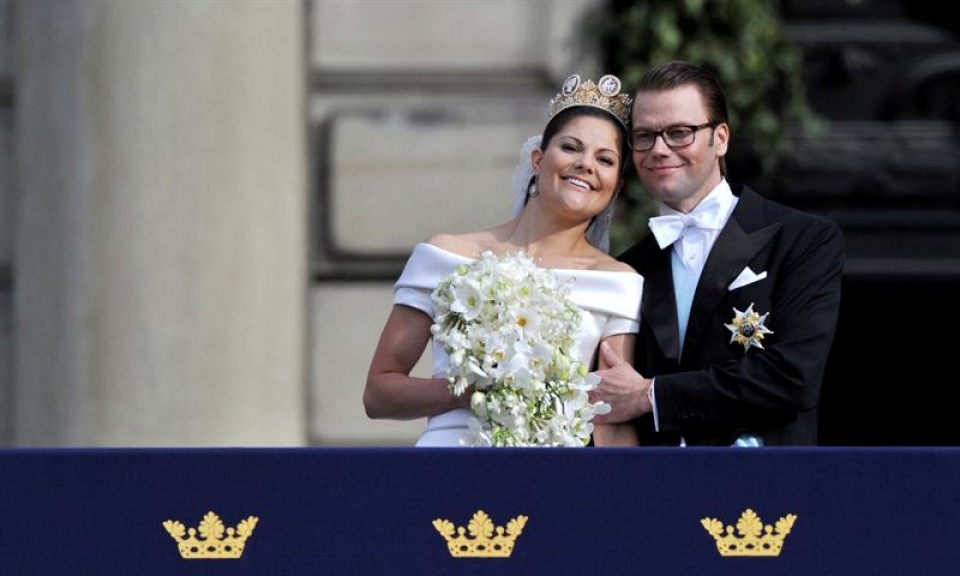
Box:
(591, 252, 637, 273)
(425, 231, 499, 258)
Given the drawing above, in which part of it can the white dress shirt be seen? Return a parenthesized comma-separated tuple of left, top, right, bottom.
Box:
(645, 180, 759, 446)
(648, 179, 737, 282)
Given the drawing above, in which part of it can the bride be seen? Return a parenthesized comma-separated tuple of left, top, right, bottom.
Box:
(364, 74, 643, 447)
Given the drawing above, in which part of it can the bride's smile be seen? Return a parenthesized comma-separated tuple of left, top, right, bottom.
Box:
(562, 175, 593, 191)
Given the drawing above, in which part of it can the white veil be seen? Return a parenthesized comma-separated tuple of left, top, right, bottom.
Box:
(509, 134, 615, 254)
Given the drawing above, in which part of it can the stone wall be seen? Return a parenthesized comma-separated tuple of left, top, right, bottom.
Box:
(0, 0, 607, 446)
(306, 0, 605, 444)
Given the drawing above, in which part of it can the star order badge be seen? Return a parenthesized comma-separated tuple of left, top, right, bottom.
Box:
(725, 303, 773, 352)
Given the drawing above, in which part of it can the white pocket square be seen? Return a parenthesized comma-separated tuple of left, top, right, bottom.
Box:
(728, 267, 767, 291)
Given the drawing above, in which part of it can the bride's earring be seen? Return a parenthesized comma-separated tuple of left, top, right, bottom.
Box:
(528, 177, 539, 198)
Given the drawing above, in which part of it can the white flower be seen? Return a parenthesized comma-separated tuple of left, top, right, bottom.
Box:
(431, 250, 607, 447)
(450, 279, 484, 321)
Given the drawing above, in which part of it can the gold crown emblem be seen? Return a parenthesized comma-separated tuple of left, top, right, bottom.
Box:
(433, 510, 528, 558)
(701, 509, 797, 557)
(548, 74, 632, 129)
(162, 511, 259, 560)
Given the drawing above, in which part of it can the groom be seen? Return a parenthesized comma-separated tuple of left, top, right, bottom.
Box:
(590, 61, 844, 446)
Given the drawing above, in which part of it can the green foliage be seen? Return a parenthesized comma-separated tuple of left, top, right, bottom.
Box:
(588, 0, 825, 252)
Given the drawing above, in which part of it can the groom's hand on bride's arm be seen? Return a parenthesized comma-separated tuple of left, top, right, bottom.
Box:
(590, 342, 652, 423)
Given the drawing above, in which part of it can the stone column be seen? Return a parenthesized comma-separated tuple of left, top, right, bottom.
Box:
(14, 0, 307, 445)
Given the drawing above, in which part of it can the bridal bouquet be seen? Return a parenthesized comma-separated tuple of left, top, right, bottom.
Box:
(430, 250, 610, 447)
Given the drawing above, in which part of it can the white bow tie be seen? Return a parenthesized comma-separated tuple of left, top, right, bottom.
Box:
(648, 196, 725, 249)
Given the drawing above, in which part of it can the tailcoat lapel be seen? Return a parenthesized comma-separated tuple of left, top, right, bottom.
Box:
(642, 245, 681, 362)
(681, 189, 780, 359)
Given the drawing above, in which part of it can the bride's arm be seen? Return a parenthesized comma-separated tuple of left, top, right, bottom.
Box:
(591, 333, 640, 446)
(364, 304, 468, 420)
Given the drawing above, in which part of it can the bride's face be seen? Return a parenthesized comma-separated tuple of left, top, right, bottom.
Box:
(532, 114, 623, 223)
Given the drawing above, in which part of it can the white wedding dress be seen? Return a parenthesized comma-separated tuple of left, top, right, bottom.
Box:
(393, 243, 644, 447)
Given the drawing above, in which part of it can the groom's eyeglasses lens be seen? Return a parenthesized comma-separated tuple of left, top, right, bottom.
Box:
(631, 123, 717, 151)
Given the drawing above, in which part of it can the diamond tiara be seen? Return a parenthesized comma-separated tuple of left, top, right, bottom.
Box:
(547, 74, 632, 129)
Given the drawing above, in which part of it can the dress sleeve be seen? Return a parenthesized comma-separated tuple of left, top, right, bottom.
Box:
(392, 243, 463, 318)
(394, 286, 434, 317)
(565, 269, 643, 339)
(600, 273, 643, 338)
(601, 315, 640, 339)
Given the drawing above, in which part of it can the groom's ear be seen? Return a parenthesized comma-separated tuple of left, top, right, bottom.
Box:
(712, 122, 730, 157)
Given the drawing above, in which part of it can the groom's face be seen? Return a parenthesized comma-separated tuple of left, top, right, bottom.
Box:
(630, 85, 728, 214)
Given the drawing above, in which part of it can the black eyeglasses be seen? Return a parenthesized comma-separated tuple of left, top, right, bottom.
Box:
(630, 123, 718, 151)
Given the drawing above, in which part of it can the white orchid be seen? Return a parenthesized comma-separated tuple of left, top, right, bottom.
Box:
(431, 250, 606, 447)
(450, 280, 485, 321)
